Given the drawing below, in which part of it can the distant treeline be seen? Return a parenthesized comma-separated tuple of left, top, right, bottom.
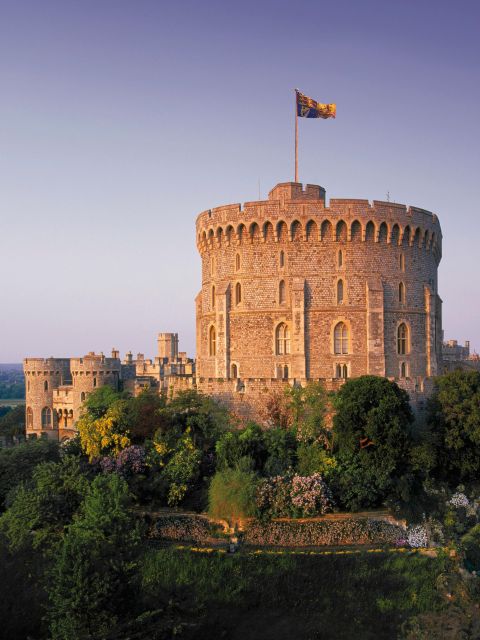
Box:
(0, 369, 25, 399)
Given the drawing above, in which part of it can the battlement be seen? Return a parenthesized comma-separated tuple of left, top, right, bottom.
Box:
(196, 182, 442, 260)
(24, 358, 71, 374)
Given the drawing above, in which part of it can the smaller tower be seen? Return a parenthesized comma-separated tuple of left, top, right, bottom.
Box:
(157, 333, 179, 361)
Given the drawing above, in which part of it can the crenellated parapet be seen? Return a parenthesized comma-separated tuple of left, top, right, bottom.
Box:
(196, 182, 442, 262)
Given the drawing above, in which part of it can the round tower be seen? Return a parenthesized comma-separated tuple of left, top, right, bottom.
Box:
(23, 358, 71, 439)
(195, 182, 442, 386)
(70, 352, 121, 418)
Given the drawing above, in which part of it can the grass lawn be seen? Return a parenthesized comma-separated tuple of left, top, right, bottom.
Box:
(139, 547, 450, 640)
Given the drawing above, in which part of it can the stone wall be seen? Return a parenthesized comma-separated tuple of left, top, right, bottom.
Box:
(195, 182, 442, 408)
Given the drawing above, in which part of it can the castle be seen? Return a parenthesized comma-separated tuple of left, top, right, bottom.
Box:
(25, 180, 443, 439)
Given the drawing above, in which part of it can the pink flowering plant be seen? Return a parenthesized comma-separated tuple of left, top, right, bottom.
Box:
(256, 472, 333, 519)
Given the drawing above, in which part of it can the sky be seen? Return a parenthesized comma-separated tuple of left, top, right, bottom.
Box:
(1, 0, 479, 361)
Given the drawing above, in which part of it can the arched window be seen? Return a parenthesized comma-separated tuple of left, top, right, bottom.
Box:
(44, 380, 48, 392)
(235, 253, 241, 271)
(283, 365, 289, 380)
(275, 323, 290, 355)
(279, 280, 286, 304)
(400, 362, 407, 378)
(399, 253, 405, 271)
(338, 249, 343, 267)
(397, 323, 408, 355)
(209, 326, 216, 356)
(334, 322, 349, 354)
(93, 377, 97, 388)
(231, 363, 238, 378)
(399, 282, 405, 304)
(279, 250, 285, 268)
(211, 285, 216, 309)
(337, 279, 344, 304)
(26, 407, 33, 428)
(41, 407, 52, 428)
(235, 282, 242, 305)
(81, 392, 86, 402)
(210, 256, 215, 276)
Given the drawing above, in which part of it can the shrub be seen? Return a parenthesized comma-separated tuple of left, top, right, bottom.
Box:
(256, 472, 333, 518)
(461, 524, 480, 571)
(208, 468, 258, 522)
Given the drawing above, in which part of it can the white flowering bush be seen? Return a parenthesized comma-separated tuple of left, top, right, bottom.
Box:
(407, 525, 428, 548)
(448, 492, 470, 509)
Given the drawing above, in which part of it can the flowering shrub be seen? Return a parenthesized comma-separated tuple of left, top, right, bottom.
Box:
(99, 456, 117, 473)
(449, 492, 470, 509)
(407, 525, 428, 548)
(256, 472, 333, 518)
(290, 473, 333, 516)
(116, 445, 147, 476)
(244, 518, 404, 547)
(149, 515, 222, 544)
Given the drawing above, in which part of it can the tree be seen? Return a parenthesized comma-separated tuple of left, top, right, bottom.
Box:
(208, 468, 258, 524)
(215, 422, 267, 472)
(0, 456, 90, 551)
(0, 405, 25, 441)
(77, 398, 131, 460)
(332, 376, 414, 510)
(48, 474, 141, 640)
(0, 439, 60, 510)
(427, 370, 480, 483)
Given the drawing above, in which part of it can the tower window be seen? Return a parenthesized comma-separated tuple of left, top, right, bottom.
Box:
(235, 282, 242, 305)
(336, 364, 348, 379)
(337, 279, 344, 304)
(211, 285, 216, 309)
(399, 282, 406, 304)
(81, 392, 86, 402)
(93, 377, 97, 388)
(279, 250, 285, 268)
(44, 380, 48, 392)
(399, 253, 405, 271)
(26, 407, 33, 428)
(400, 362, 408, 378)
(235, 253, 241, 271)
(279, 280, 286, 304)
(231, 363, 238, 378)
(283, 365, 289, 380)
(397, 323, 408, 355)
(334, 322, 349, 355)
(275, 323, 290, 355)
(338, 250, 343, 267)
(209, 326, 216, 356)
(210, 257, 215, 276)
(41, 407, 52, 428)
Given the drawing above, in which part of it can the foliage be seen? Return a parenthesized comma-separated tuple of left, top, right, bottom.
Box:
(332, 376, 414, 510)
(215, 422, 267, 472)
(0, 438, 60, 510)
(259, 390, 292, 428)
(0, 455, 90, 551)
(427, 370, 480, 484)
(116, 445, 148, 475)
(256, 472, 333, 518)
(263, 427, 297, 476)
(47, 473, 141, 640)
(287, 382, 331, 445)
(461, 524, 480, 572)
(0, 404, 25, 440)
(149, 514, 223, 544)
(296, 441, 337, 477)
(77, 398, 131, 460)
(140, 547, 449, 639)
(244, 517, 405, 547)
(208, 468, 258, 522)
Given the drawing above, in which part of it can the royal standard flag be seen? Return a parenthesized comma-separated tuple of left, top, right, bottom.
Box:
(296, 90, 336, 119)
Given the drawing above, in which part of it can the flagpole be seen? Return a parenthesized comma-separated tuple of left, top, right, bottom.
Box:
(294, 89, 299, 182)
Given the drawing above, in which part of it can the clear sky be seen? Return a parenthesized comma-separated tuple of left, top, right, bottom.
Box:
(1, 0, 479, 362)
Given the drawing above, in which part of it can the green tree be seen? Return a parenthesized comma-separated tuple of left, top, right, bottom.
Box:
(48, 473, 141, 640)
(332, 376, 414, 510)
(215, 422, 267, 472)
(0, 456, 90, 551)
(0, 439, 60, 510)
(288, 382, 332, 446)
(427, 370, 480, 483)
(208, 468, 258, 524)
(263, 427, 297, 476)
(0, 404, 25, 441)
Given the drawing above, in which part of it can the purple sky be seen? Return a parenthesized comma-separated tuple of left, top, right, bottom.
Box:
(1, 0, 479, 361)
